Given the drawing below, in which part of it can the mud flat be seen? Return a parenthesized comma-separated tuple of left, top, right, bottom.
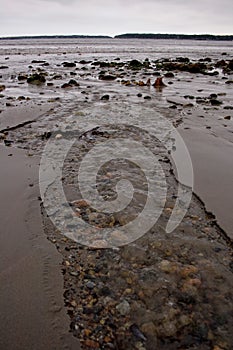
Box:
(179, 120, 233, 239)
(0, 146, 79, 348)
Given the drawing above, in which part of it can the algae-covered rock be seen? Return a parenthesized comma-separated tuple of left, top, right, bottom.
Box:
(27, 73, 46, 85)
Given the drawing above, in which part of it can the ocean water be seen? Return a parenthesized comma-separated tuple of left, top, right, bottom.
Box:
(0, 38, 233, 60)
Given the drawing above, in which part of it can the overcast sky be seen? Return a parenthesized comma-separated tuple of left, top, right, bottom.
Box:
(0, 0, 232, 37)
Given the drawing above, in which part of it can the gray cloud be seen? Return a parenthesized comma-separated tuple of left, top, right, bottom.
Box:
(0, 0, 232, 36)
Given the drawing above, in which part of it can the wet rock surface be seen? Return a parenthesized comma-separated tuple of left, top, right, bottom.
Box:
(40, 124, 233, 350)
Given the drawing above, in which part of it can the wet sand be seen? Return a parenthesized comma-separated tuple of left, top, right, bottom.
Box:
(179, 123, 233, 239)
(0, 145, 79, 349)
(0, 103, 52, 131)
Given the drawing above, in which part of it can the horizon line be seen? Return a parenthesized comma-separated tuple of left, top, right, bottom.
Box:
(0, 32, 233, 40)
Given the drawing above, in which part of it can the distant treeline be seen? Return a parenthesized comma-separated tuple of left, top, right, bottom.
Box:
(0, 33, 233, 41)
(0, 35, 111, 40)
(115, 33, 233, 41)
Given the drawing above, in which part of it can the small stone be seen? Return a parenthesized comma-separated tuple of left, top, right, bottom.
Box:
(18, 75, 28, 81)
(17, 96, 26, 101)
(83, 339, 99, 348)
(110, 230, 129, 243)
(160, 321, 177, 337)
(180, 265, 198, 278)
(61, 83, 72, 88)
(130, 324, 147, 341)
(179, 315, 192, 327)
(70, 300, 77, 307)
(164, 72, 175, 78)
(210, 99, 222, 106)
(159, 260, 177, 273)
(141, 322, 157, 337)
(71, 199, 89, 208)
(27, 73, 46, 85)
(86, 281, 96, 290)
(0, 85, 6, 92)
(62, 62, 76, 68)
(116, 300, 130, 315)
(137, 80, 146, 86)
(91, 240, 108, 248)
(125, 288, 132, 294)
(101, 94, 110, 101)
(181, 279, 200, 294)
(99, 74, 116, 81)
(68, 79, 79, 86)
(83, 329, 92, 337)
(104, 336, 112, 343)
(69, 271, 79, 277)
(135, 343, 146, 350)
(55, 134, 63, 139)
(209, 93, 218, 99)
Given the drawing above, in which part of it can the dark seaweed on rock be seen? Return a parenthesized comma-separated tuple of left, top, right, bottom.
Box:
(161, 62, 207, 74)
(27, 73, 46, 85)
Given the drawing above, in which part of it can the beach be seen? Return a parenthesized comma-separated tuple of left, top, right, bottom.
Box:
(0, 38, 233, 349)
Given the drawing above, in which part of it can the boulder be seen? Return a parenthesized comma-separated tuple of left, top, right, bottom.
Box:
(228, 60, 233, 70)
(128, 59, 143, 69)
(18, 74, 28, 81)
(62, 62, 76, 68)
(27, 74, 46, 85)
(100, 94, 110, 101)
(99, 74, 116, 81)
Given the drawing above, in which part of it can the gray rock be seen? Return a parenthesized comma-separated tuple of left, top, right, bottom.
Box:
(86, 281, 96, 290)
(116, 300, 130, 315)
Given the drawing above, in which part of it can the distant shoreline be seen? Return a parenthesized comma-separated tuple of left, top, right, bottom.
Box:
(0, 33, 233, 41)
(115, 33, 233, 41)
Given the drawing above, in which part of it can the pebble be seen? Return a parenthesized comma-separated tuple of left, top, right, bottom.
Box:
(180, 265, 198, 278)
(83, 339, 99, 348)
(141, 322, 157, 336)
(159, 260, 178, 273)
(86, 281, 96, 290)
(130, 324, 147, 341)
(91, 240, 108, 248)
(160, 321, 177, 337)
(116, 300, 130, 315)
(71, 199, 89, 208)
(100, 94, 110, 101)
(110, 230, 129, 243)
(69, 271, 79, 277)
